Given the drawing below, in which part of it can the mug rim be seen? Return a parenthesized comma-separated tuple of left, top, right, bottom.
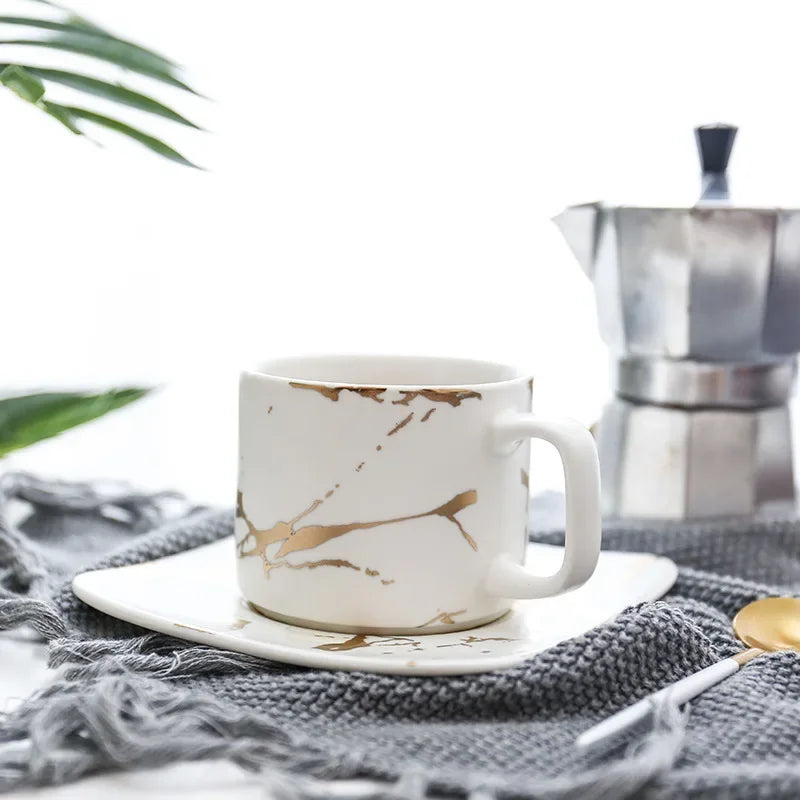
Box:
(243, 354, 533, 391)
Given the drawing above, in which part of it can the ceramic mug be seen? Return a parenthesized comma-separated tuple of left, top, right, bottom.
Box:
(236, 355, 601, 634)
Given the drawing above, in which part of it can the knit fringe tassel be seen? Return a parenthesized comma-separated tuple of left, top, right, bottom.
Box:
(0, 671, 363, 793)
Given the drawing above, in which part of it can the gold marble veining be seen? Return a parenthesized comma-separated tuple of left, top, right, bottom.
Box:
(236, 488, 479, 575)
(314, 633, 423, 652)
(521, 468, 529, 489)
(274, 488, 478, 556)
(363, 567, 393, 583)
(392, 389, 482, 407)
(175, 622, 215, 635)
(315, 633, 370, 651)
(313, 631, 514, 652)
(289, 382, 387, 403)
(387, 412, 414, 436)
(236, 490, 257, 538)
(419, 609, 467, 627)
(436, 636, 514, 649)
(258, 555, 361, 578)
(420, 408, 436, 423)
(286, 558, 360, 572)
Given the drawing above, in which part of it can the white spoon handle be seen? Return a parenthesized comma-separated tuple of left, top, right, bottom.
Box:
(575, 648, 762, 751)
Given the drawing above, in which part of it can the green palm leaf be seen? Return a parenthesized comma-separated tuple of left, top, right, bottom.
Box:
(38, 96, 81, 132)
(0, 15, 175, 66)
(0, 63, 44, 102)
(42, 101, 200, 167)
(0, 35, 195, 92)
(0, 388, 150, 457)
(21, 68, 201, 128)
(0, 3, 204, 166)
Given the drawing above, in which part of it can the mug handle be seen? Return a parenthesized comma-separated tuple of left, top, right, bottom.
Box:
(485, 411, 602, 599)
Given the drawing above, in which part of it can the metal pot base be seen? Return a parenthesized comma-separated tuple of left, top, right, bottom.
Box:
(596, 398, 796, 520)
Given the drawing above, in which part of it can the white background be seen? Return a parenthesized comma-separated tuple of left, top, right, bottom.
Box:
(6, 0, 800, 505)
(4, 3, 800, 796)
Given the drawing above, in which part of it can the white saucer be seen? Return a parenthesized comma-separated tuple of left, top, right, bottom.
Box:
(72, 538, 677, 676)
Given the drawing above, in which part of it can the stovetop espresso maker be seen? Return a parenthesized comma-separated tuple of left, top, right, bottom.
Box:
(554, 124, 799, 519)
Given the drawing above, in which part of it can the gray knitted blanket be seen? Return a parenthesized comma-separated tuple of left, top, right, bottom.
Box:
(2, 472, 800, 799)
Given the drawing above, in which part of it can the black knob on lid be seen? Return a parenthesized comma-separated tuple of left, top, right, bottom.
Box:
(695, 123, 737, 174)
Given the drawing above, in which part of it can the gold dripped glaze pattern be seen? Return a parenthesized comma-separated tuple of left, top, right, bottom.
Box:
(236, 488, 479, 576)
(314, 634, 423, 652)
(436, 636, 514, 649)
(419, 609, 467, 627)
(175, 622, 215, 635)
(283, 557, 360, 572)
(174, 620, 518, 655)
(289, 382, 387, 403)
(287, 383, 482, 408)
(387, 412, 414, 436)
(420, 408, 436, 423)
(521, 469, 529, 489)
(392, 389, 482, 407)
(313, 632, 517, 653)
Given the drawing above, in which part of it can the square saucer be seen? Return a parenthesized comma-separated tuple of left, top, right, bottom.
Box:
(72, 538, 676, 676)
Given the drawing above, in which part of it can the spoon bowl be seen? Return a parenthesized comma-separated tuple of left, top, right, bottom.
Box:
(733, 596, 800, 653)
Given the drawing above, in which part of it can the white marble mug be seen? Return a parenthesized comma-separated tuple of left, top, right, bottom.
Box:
(236, 355, 601, 634)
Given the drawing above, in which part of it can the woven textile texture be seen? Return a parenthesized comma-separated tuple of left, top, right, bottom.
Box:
(2, 474, 800, 799)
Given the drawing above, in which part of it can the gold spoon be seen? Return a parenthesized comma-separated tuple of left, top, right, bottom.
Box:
(576, 597, 800, 751)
